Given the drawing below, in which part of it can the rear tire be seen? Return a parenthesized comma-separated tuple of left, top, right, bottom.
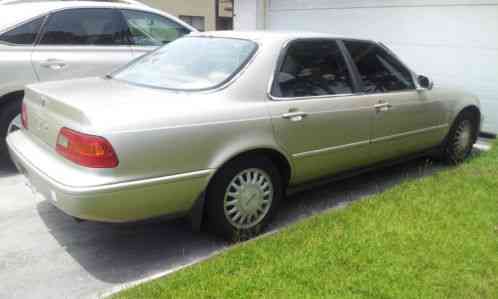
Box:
(443, 111, 478, 164)
(206, 157, 283, 242)
(0, 99, 22, 161)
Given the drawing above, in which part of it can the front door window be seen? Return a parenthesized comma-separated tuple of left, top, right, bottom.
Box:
(343, 40, 415, 93)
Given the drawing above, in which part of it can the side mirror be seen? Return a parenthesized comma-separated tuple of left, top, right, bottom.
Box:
(417, 75, 434, 90)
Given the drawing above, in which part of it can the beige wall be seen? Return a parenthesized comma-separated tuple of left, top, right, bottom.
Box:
(142, 0, 216, 31)
(218, 0, 233, 18)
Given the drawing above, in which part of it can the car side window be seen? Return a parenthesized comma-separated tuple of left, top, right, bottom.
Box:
(121, 10, 191, 46)
(343, 40, 415, 93)
(272, 40, 354, 98)
(0, 17, 44, 45)
(39, 8, 129, 46)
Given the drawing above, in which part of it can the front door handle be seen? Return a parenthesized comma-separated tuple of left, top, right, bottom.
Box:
(40, 59, 67, 70)
(374, 102, 392, 112)
(282, 111, 307, 122)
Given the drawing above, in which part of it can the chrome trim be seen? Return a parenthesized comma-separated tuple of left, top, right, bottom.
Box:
(8, 138, 214, 195)
(371, 124, 449, 143)
(282, 111, 307, 119)
(269, 92, 357, 101)
(293, 140, 370, 158)
(292, 124, 449, 159)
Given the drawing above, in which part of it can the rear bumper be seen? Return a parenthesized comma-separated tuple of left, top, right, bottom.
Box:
(7, 131, 214, 222)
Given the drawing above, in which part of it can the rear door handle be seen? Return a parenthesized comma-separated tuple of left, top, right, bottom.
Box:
(40, 59, 67, 70)
(374, 102, 392, 112)
(282, 111, 307, 122)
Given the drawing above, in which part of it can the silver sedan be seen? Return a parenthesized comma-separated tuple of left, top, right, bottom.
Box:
(7, 31, 481, 240)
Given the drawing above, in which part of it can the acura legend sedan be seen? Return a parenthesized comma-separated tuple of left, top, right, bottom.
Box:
(7, 31, 481, 240)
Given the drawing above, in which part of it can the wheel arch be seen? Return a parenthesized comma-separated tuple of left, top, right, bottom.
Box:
(210, 147, 293, 188)
(0, 90, 24, 106)
(451, 105, 481, 139)
(190, 146, 293, 232)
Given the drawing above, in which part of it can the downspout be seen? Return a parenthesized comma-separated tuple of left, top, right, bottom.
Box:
(257, 0, 268, 30)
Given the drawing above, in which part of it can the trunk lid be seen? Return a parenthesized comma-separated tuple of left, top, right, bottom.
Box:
(23, 77, 223, 147)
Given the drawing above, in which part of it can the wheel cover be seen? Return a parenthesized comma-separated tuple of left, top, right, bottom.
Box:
(7, 114, 22, 135)
(453, 119, 473, 159)
(223, 168, 274, 230)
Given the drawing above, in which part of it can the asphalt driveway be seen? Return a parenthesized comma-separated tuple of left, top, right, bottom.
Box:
(0, 140, 491, 299)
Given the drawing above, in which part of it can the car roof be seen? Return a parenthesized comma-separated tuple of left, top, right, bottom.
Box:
(191, 30, 377, 44)
(0, 1, 192, 33)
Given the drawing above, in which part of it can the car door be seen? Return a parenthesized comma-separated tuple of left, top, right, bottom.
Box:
(0, 15, 45, 93)
(120, 9, 192, 59)
(268, 39, 377, 184)
(342, 40, 446, 162)
(31, 8, 133, 83)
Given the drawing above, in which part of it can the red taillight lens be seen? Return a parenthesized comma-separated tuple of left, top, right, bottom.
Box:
(21, 102, 28, 129)
(56, 128, 119, 168)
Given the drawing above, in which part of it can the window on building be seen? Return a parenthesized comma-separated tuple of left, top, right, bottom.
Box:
(272, 40, 354, 98)
(39, 8, 128, 46)
(343, 40, 415, 93)
(0, 17, 44, 45)
(179, 15, 205, 32)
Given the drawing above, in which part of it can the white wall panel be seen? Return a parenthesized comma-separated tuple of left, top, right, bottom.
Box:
(269, 0, 498, 10)
(266, 1, 498, 132)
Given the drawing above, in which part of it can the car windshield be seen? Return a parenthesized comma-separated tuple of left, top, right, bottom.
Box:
(113, 37, 258, 90)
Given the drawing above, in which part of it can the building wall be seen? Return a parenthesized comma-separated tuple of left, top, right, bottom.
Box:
(142, 0, 216, 31)
(235, 0, 498, 133)
(233, 0, 265, 30)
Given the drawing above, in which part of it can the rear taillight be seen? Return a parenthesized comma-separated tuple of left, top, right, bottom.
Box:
(56, 128, 119, 168)
(21, 102, 28, 129)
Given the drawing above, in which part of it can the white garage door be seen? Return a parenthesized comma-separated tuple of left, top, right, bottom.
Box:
(266, 0, 498, 133)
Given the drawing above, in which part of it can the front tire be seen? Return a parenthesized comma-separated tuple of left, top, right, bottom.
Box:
(206, 157, 283, 241)
(443, 111, 478, 164)
(0, 100, 22, 161)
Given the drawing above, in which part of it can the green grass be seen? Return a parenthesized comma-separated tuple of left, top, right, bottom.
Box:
(114, 142, 498, 299)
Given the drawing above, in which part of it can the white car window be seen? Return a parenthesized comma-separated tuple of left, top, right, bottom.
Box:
(272, 40, 355, 98)
(40, 8, 129, 46)
(121, 10, 190, 46)
(343, 40, 415, 93)
(0, 17, 44, 45)
(113, 37, 257, 91)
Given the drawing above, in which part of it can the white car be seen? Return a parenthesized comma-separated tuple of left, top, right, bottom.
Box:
(0, 0, 195, 160)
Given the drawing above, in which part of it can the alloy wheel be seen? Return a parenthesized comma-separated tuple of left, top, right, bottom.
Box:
(223, 168, 274, 230)
(452, 119, 473, 160)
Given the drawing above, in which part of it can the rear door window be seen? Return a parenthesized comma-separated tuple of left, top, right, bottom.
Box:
(39, 8, 129, 46)
(343, 40, 415, 93)
(121, 10, 191, 46)
(272, 40, 355, 98)
(0, 17, 44, 45)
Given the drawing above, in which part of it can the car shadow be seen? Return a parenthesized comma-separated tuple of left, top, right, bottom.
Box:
(36, 151, 484, 286)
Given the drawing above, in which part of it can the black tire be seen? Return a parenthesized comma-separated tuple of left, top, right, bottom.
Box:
(0, 99, 22, 161)
(443, 110, 479, 164)
(206, 156, 283, 242)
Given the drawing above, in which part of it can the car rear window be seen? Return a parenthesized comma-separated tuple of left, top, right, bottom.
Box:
(113, 37, 258, 91)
